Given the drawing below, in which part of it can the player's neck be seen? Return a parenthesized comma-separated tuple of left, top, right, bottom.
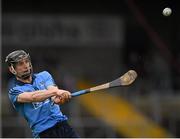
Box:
(16, 76, 32, 83)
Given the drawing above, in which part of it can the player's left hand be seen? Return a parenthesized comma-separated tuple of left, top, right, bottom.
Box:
(53, 91, 71, 105)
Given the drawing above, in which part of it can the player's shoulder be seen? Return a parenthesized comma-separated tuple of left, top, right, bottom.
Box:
(8, 77, 18, 90)
(35, 71, 52, 77)
(8, 78, 27, 93)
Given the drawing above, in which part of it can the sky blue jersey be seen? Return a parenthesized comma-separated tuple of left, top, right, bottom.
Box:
(8, 71, 68, 137)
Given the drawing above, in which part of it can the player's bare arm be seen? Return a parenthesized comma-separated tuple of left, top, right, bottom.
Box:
(17, 88, 70, 103)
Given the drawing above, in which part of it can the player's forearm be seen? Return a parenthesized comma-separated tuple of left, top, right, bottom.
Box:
(17, 89, 56, 103)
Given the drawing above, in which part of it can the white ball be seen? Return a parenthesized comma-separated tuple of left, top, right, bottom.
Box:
(162, 7, 172, 16)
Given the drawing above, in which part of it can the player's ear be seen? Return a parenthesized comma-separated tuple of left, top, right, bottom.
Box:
(9, 66, 17, 75)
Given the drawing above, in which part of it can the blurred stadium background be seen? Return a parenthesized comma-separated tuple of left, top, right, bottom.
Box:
(1, 0, 180, 137)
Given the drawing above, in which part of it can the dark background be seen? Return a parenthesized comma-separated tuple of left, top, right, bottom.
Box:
(1, 0, 180, 137)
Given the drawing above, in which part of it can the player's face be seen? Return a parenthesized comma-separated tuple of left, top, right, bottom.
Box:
(14, 58, 32, 79)
(15, 58, 31, 72)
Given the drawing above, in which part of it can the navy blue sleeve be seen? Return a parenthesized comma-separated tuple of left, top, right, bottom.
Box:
(8, 88, 23, 108)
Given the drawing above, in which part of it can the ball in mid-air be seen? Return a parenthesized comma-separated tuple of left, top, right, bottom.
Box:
(162, 7, 172, 16)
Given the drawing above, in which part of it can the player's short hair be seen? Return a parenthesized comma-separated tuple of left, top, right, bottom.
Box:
(5, 50, 31, 66)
